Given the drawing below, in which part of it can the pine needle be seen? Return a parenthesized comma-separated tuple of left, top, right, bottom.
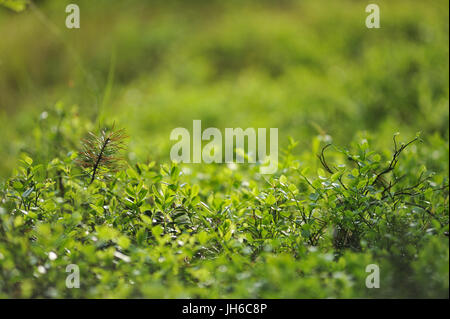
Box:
(77, 124, 128, 184)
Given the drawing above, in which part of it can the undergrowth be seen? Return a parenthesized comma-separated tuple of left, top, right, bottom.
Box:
(0, 115, 448, 298)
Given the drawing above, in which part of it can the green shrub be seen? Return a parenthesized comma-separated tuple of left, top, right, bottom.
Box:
(0, 113, 447, 298)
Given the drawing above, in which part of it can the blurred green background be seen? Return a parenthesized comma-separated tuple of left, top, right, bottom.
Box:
(0, 0, 448, 178)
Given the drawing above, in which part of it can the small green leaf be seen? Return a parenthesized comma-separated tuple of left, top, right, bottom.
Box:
(22, 187, 34, 198)
(0, 0, 28, 12)
(265, 194, 276, 205)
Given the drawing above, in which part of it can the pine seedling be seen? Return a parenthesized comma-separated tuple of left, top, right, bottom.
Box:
(77, 125, 128, 184)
